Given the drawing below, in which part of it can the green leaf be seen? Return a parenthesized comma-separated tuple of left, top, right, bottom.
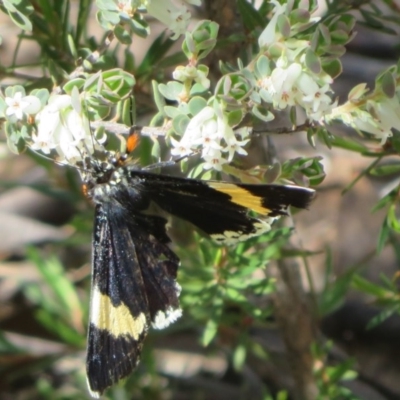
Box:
(164, 105, 181, 119)
(330, 135, 368, 153)
(151, 139, 161, 160)
(237, 0, 265, 30)
(158, 81, 183, 101)
(387, 204, 400, 232)
(129, 13, 149, 38)
(380, 70, 396, 98)
(3, 0, 33, 31)
(114, 24, 132, 44)
(377, 216, 390, 254)
(172, 114, 190, 136)
(291, 8, 311, 25)
(75, 0, 91, 43)
(225, 288, 248, 303)
(319, 270, 353, 315)
(124, 48, 135, 71)
(182, 20, 218, 60)
(370, 163, 400, 176)
(255, 55, 271, 78)
(96, 0, 119, 12)
(188, 96, 207, 116)
(252, 104, 274, 122)
(277, 14, 291, 38)
(137, 32, 174, 78)
(26, 248, 84, 336)
(102, 69, 135, 99)
(152, 80, 166, 113)
(322, 58, 342, 79)
(121, 96, 135, 126)
(352, 275, 389, 297)
(96, 10, 118, 29)
(366, 306, 399, 330)
(227, 109, 244, 126)
(67, 34, 77, 58)
(232, 343, 247, 371)
(63, 78, 85, 94)
(202, 318, 219, 346)
(305, 49, 321, 74)
(34, 309, 83, 345)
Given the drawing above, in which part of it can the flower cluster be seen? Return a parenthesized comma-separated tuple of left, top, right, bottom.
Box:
(97, 0, 201, 44)
(162, 2, 342, 171)
(329, 96, 400, 144)
(4, 90, 102, 165)
(171, 105, 250, 171)
(5, 92, 41, 121)
(256, 0, 335, 122)
(34, 95, 100, 164)
(258, 58, 334, 122)
(146, 0, 200, 39)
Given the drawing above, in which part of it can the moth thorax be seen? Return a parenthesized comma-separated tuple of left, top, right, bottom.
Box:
(91, 183, 114, 203)
(109, 168, 129, 187)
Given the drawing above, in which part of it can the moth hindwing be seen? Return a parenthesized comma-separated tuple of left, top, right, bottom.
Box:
(84, 164, 315, 396)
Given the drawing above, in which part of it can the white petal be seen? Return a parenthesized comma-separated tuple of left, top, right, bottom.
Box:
(21, 96, 42, 114)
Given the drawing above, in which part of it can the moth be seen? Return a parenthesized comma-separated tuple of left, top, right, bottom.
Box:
(81, 132, 315, 397)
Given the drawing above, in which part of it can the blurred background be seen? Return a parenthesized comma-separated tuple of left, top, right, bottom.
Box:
(1, 1, 400, 399)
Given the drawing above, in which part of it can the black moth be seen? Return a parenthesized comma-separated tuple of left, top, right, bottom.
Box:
(82, 138, 315, 397)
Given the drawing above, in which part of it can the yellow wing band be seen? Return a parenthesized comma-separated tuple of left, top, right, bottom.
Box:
(90, 287, 146, 339)
(208, 182, 271, 215)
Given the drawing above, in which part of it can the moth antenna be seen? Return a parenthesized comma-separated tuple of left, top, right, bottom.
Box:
(27, 146, 84, 174)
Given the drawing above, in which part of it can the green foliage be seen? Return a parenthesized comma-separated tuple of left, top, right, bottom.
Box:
(182, 20, 219, 61)
(24, 248, 86, 346)
(312, 342, 359, 400)
(1, 0, 33, 31)
(2, 0, 400, 399)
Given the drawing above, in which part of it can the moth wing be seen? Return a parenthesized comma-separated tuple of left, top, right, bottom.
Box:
(86, 204, 181, 397)
(130, 171, 315, 244)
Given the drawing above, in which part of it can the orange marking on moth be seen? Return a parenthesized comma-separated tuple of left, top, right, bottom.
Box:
(82, 183, 89, 198)
(126, 132, 140, 154)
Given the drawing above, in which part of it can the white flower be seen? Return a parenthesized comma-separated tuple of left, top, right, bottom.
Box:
(198, 129, 221, 153)
(22, 95, 42, 114)
(5, 92, 27, 120)
(33, 94, 93, 163)
(297, 72, 334, 121)
(171, 107, 218, 159)
(177, 106, 216, 148)
(346, 109, 392, 144)
(352, 114, 392, 144)
(258, 0, 287, 48)
(172, 104, 250, 170)
(30, 130, 57, 155)
(305, 100, 335, 122)
(5, 92, 41, 120)
(373, 98, 400, 131)
(170, 136, 193, 157)
(330, 96, 400, 145)
(258, 59, 334, 121)
(58, 107, 90, 163)
(269, 62, 302, 109)
(203, 149, 228, 171)
(147, 0, 191, 39)
(173, 65, 210, 89)
(223, 135, 249, 162)
(117, 0, 134, 15)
